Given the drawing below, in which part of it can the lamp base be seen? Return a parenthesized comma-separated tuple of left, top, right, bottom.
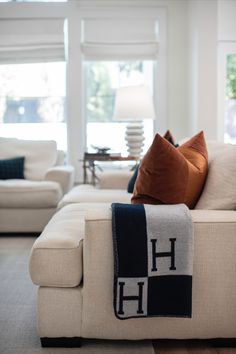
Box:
(125, 121, 144, 157)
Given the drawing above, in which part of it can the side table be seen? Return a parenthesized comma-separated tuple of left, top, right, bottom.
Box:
(82, 153, 139, 185)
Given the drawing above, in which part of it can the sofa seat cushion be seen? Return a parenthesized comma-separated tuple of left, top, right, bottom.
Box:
(58, 184, 131, 209)
(0, 180, 62, 208)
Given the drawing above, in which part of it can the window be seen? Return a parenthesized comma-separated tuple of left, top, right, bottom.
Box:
(225, 54, 236, 144)
(85, 60, 154, 155)
(0, 62, 67, 150)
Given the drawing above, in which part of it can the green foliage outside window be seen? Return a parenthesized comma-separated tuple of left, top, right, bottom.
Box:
(86, 61, 144, 122)
(86, 63, 114, 122)
(226, 54, 236, 99)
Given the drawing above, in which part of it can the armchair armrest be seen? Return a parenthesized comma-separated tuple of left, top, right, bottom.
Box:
(44, 165, 75, 195)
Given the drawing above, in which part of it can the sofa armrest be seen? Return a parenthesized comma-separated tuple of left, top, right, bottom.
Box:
(29, 206, 85, 288)
(82, 207, 236, 339)
(44, 165, 75, 195)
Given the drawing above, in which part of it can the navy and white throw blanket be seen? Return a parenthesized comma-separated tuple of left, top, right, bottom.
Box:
(111, 203, 193, 320)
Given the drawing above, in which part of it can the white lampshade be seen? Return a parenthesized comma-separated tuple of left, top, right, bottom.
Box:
(113, 85, 155, 121)
(113, 85, 155, 157)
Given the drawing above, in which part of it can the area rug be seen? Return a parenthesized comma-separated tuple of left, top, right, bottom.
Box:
(0, 237, 154, 354)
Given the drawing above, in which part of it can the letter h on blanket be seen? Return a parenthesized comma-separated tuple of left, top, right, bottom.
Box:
(151, 238, 176, 272)
(118, 281, 145, 315)
(112, 203, 193, 320)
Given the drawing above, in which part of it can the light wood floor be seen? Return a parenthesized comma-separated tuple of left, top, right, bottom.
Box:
(153, 340, 236, 353)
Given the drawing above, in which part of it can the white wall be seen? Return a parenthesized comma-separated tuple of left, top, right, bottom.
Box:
(188, 0, 218, 140)
(218, 0, 236, 41)
(163, 0, 188, 141)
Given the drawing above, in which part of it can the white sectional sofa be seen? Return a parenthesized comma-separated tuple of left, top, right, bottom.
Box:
(0, 137, 74, 233)
(29, 204, 236, 347)
(58, 169, 133, 209)
(29, 140, 236, 347)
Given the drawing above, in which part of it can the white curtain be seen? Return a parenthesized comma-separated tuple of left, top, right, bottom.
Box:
(81, 18, 159, 60)
(0, 18, 65, 63)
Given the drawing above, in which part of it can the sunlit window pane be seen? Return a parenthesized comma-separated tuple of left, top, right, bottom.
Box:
(0, 62, 67, 150)
(85, 60, 154, 155)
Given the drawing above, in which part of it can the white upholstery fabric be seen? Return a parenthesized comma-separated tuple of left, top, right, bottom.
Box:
(30, 205, 85, 287)
(58, 185, 131, 209)
(0, 139, 75, 232)
(38, 287, 83, 338)
(98, 170, 133, 189)
(206, 140, 232, 161)
(56, 150, 65, 166)
(196, 144, 236, 210)
(33, 204, 236, 339)
(0, 139, 57, 180)
(0, 180, 62, 208)
(179, 139, 232, 161)
(82, 207, 236, 339)
(0, 208, 56, 233)
(45, 165, 75, 195)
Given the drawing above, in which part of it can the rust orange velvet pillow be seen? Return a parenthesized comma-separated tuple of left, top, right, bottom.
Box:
(131, 131, 208, 209)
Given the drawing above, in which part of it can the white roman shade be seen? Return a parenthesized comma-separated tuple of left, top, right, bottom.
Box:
(81, 18, 158, 60)
(0, 18, 65, 63)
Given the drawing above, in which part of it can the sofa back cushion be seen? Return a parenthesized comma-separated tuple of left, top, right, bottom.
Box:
(206, 140, 231, 161)
(0, 139, 57, 181)
(131, 131, 208, 209)
(195, 142, 236, 210)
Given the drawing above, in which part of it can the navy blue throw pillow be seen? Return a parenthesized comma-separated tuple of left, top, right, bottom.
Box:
(127, 165, 139, 193)
(0, 157, 25, 180)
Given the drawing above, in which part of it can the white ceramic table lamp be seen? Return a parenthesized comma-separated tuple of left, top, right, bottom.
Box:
(113, 85, 155, 157)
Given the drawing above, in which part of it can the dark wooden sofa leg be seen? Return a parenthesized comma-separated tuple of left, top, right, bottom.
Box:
(40, 337, 82, 348)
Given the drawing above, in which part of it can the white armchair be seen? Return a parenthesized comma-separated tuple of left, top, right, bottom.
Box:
(0, 138, 74, 233)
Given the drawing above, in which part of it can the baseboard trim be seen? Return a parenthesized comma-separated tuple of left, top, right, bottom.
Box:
(40, 337, 82, 348)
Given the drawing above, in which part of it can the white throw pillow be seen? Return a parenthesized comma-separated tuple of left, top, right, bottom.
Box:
(195, 143, 236, 210)
(0, 139, 57, 181)
(206, 140, 231, 161)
